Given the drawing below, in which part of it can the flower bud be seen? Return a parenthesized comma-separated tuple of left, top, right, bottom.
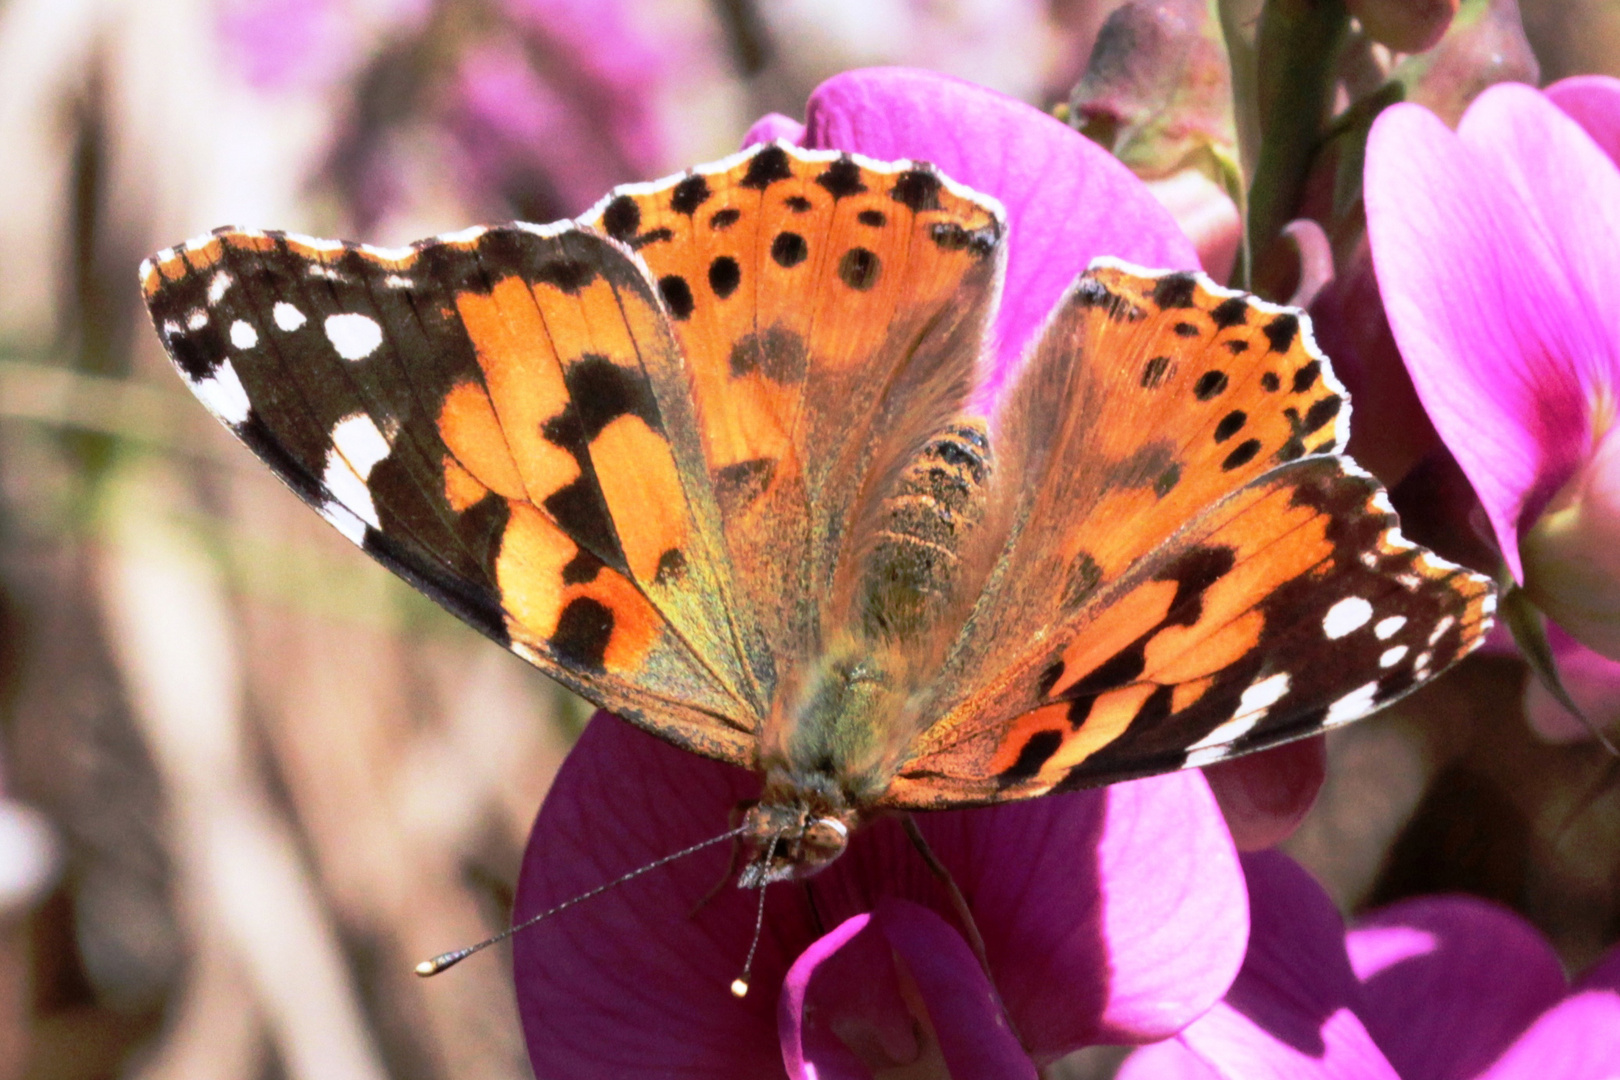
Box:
(1069, 0, 1237, 183)
(1520, 427, 1620, 660)
(1347, 0, 1459, 53)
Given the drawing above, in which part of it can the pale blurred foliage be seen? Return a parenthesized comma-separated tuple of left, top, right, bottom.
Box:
(0, 0, 1617, 1078)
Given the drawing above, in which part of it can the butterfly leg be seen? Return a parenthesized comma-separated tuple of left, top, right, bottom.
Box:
(900, 815, 1027, 1050)
(687, 799, 755, 919)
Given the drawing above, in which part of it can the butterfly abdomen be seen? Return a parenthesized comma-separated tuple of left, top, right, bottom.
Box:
(857, 422, 992, 641)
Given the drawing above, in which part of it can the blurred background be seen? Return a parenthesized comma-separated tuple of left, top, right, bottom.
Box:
(0, 1, 1618, 1077)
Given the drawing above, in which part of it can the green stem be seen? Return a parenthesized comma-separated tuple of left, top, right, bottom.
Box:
(1246, 0, 1349, 267)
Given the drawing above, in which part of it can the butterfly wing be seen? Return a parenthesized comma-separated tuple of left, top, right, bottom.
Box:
(883, 262, 1496, 806)
(576, 143, 1005, 679)
(141, 224, 763, 764)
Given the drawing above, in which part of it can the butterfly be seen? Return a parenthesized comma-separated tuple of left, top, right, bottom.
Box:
(141, 141, 1495, 887)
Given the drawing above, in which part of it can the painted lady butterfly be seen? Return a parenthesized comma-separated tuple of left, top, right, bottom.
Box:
(141, 142, 1495, 887)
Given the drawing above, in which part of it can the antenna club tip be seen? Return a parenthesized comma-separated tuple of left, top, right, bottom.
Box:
(415, 960, 441, 977)
(730, 978, 750, 998)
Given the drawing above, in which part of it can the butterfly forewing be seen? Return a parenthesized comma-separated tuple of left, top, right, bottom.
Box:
(142, 226, 762, 765)
(578, 144, 1005, 679)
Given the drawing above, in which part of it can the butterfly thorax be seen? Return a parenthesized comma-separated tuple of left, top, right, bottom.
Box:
(741, 423, 1000, 885)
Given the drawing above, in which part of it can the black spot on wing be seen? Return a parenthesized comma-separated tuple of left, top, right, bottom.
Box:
(837, 248, 880, 291)
(709, 256, 741, 299)
(658, 275, 695, 320)
(1304, 395, 1341, 433)
(890, 168, 942, 211)
(784, 195, 813, 213)
(551, 596, 614, 670)
(1141, 356, 1173, 389)
(1222, 438, 1263, 470)
(1261, 371, 1280, 391)
(1214, 410, 1247, 443)
(998, 729, 1064, 786)
(566, 354, 663, 440)
(858, 209, 887, 228)
(816, 157, 867, 198)
(601, 195, 641, 241)
(670, 175, 712, 214)
(534, 258, 597, 294)
(710, 207, 741, 230)
(771, 232, 809, 268)
(1264, 313, 1300, 353)
(1292, 360, 1321, 393)
(1152, 273, 1198, 309)
(1194, 370, 1229, 400)
(741, 144, 794, 189)
(1210, 296, 1250, 328)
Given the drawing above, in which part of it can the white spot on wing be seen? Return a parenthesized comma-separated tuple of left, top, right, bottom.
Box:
(229, 320, 258, 349)
(187, 358, 251, 425)
(1186, 672, 1293, 755)
(208, 271, 233, 304)
(1379, 645, 1409, 668)
(321, 455, 380, 532)
(330, 413, 391, 480)
(274, 302, 307, 331)
(186, 309, 209, 330)
(1323, 597, 1373, 639)
(325, 313, 383, 360)
(1374, 616, 1407, 641)
(1428, 615, 1455, 645)
(318, 499, 371, 546)
(1325, 682, 1380, 727)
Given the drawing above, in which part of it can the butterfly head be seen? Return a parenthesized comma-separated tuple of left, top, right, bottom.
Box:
(737, 797, 856, 887)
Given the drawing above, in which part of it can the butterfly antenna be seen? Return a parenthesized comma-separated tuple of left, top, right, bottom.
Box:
(415, 824, 749, 977)
(729, 836, 778, 998)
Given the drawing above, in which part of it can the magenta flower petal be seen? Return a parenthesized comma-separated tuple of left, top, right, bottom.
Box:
(781, 900, 1035, 1079)
(1345, 897, 1566, 1080)
(1202, 736, 1326, 852)
(786, 67, 1198, 392)
(513, 715, 791, 1078)
(516, 713, 1248, 1076)
(1474, 991, 1620, 1080)
(1580, 944, 1620, 994)
(1546, 75, 1620, 171)
(1116, 1039, 1225, 1080)
(744, 113, 806, 147)
(1365, 87, 1620, 580)
(904, 770, 1246, 1052)
(1173, 852, 1399, 1079)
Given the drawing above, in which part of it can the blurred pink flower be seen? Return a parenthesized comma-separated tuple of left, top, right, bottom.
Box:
(1366, 78, 1620, 669)
(515, 714, 1248, 1078)
(1118, 851, 1620, 1079)
(449, 0, 666, 219)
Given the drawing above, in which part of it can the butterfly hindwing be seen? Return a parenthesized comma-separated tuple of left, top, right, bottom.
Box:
(141, 226, 761, 765)
(887, 456, 1494, 805)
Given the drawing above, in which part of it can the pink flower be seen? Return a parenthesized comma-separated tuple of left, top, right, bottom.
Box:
(515, 714, 1247, 1078)
(511, 70, 1339, 1077)
(1118, 851, 1620, 1079)
(1365, 78, 1620, 666)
